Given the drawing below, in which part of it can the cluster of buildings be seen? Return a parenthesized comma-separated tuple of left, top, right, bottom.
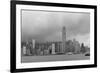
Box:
(21, 26, 90, 56)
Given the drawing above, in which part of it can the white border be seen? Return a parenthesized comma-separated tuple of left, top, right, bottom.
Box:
(16, 4, 94, 69)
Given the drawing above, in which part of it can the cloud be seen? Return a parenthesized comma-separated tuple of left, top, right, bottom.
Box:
(21, 10, 90, 46)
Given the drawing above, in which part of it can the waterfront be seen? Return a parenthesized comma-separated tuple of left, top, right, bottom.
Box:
(22, 54, 90, 63)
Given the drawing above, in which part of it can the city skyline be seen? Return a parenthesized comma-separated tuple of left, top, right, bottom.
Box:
(21, 10, 90, 47)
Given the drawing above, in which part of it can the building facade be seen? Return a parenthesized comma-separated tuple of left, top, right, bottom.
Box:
(62, 26, 66, 53)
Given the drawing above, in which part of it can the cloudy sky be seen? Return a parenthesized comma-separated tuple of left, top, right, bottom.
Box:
(21, 10, 90, 47)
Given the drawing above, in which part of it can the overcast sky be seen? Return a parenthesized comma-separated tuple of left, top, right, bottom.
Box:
(21, 10, 90, 47)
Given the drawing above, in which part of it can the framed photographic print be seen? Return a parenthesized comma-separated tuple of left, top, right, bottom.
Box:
(10, 0, 97, 72)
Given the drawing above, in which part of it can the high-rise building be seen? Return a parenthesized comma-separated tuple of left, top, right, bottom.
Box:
(23, 46, 26, 55)
(32, 39, 35, 55)
(62, 26, 66, 53)
(73, 39, 80, 54)
(51, 43, 55, 54)
(26, 41, 31, 55)
(32, 39, 35, 48)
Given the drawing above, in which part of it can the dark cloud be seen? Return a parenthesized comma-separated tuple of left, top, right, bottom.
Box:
(22, 10, 90, 44)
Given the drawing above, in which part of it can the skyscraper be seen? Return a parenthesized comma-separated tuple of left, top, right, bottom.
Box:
(62, 26, 66, 53)
(51, 43, 56, 54)
(32, 39, 35, 55)
(32, 39, 35, 48)
(23, 46, 26, 55)
(73, 39, 80, 54)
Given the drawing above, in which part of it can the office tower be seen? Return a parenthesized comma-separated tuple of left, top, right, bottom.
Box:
(23, 46, 26, 55)
(62, 26, 66, 53)
(52, 43, 55, 54)
(73, 39, 80, 54)
(32, 39, 35, 48)
(26, 41, 31, 55)
(32, 39, 35, 55)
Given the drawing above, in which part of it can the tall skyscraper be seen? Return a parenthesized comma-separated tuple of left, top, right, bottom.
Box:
(62, 26, 66, 53)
